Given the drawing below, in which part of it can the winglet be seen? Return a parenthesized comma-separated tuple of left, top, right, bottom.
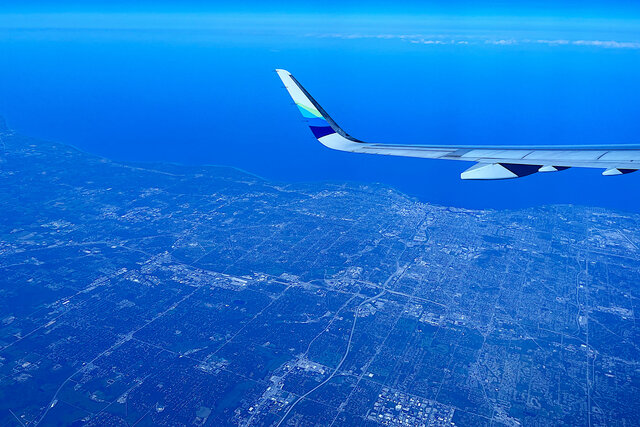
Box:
(276, 69, 362, 151)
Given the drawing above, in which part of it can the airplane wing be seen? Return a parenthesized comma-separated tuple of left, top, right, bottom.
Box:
(276, 69, 640, 180)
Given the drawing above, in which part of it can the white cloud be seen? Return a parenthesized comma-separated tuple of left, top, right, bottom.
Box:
(309, 33, 640, 49)
(417, 39, 447, 45)
(534, 39, 570, 45)
(485, 39, 517, 45)
(572, 40, 640, 48)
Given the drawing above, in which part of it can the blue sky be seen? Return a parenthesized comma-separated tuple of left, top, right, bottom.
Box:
(2, 0, 640, 15)
(1, 1, 639, 211)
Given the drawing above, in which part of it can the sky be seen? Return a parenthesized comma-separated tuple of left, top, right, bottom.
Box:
(1, 1, 640, 211)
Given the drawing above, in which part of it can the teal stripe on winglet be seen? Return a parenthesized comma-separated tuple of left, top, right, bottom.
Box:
(296, 104, 322, 118)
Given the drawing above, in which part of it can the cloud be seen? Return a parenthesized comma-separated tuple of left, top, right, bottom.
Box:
(411, 39, 448, 45)
(309, 33, 640, 49)
(485, 39, 517, 45)
(572, 40, 640, 48)
(533, 39, 570, 45)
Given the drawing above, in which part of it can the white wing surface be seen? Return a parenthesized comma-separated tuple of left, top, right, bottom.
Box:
(276, 69, 640, 180)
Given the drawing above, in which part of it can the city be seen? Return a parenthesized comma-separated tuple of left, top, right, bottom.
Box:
(0, 119, 639, 425)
